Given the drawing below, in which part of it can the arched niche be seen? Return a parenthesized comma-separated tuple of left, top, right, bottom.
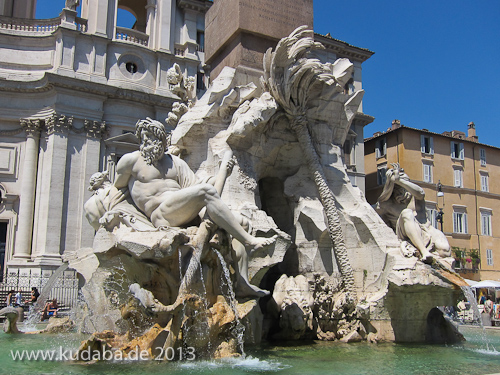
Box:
(117, 0, 147, 32)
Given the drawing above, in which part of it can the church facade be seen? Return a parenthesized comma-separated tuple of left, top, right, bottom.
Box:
(0, 0, 210, 289)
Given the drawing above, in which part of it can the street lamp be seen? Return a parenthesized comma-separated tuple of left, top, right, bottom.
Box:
(437, 181, 444, 197)
(436, 180, 444, 231)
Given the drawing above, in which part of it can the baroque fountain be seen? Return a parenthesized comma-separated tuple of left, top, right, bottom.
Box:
(2, 28, 488, 372)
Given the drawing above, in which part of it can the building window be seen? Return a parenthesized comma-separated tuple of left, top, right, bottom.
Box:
(426, 204, 438, 229)
(375, 138, 387, 159)
(0, 222, 6, 282)
(450, 141, 464, 160)
(377, 164, 387, 186)
(342, 131, 357, 167)
(486, 249, 493, 266)
(196, 72, 206, 91)
(480, 148, 486, 166)
(453, 209, 468, 234)
(480, 172, 489, 192)
(420, 135, 434, 155)
(453, 167, 463, 188)
(196, 31, 205, 52)
(481, 210, 492, 236)
(423, 162, 433, 183)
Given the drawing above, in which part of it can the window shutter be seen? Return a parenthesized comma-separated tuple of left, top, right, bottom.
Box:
(430, 137, 434, 155)
(375, 146, 380, 158)
(487, 249, 493, 266)
(464, 213, 468, 233)
(481, 175, 488, 192)
(423, 164, 431, 182)
(480, 149, 486, 166)
(459, 143, 464, 160)
(420, 135, 425, 153)
(383, 139, 387, 156)
(454, 169, 460, 187)
(453, 212, 458, 233)
(450, 142, 454, 157)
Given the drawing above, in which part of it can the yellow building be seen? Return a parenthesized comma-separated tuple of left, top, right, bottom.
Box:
(365, 120, 500, 281)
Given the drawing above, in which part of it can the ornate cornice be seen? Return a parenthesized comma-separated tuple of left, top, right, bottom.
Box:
(177, 0, 212, 13)
(314, 33, 374, 63)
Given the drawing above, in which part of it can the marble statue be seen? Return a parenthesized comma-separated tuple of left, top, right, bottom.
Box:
(241, 25, 362, 301)
(112, 117, 276, 255)
(83, 117, 275, 299)
(375, 163, 451, 262)
(84, 170, 154, 231)
(166, 63, 196, 103)
(65, 0, 79, 11)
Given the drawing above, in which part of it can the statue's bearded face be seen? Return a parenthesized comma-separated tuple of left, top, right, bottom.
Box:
(140, 130, 165, 165)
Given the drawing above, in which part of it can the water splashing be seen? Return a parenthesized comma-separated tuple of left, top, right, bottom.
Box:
(179, 253, 212, 359)
(214, 249, 245, 357)
(460, 285, 497, 353)
(22, 263, 69, 330)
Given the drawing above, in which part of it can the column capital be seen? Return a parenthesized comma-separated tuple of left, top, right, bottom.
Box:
(47, 114, 73, 135)
(84, 119, 107, 139)
(20, 118, 43, 138)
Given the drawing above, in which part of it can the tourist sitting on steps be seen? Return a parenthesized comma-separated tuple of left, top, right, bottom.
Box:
(40, 299, 59, 321)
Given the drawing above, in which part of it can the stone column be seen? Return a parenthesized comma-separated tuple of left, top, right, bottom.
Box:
(80, 120, 107, 248)
(156, 0, 174, 52)
(146, 0, 157, 48)
(31, 114, 71, 265)
(82, 0, 116, 39)
(13, 119, 42, 260)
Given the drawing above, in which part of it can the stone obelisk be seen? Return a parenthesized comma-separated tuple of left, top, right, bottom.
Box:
(205, 0, 313, 82)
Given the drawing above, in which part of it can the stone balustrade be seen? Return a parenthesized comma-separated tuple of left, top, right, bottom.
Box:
(0, 16, 61, 33)
(174, 48, 185, 56)
(115, 27, 149, 46)
(75, 17, 88, 32)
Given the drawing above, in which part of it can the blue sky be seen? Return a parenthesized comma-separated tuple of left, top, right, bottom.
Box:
(36, 1, 500, 146)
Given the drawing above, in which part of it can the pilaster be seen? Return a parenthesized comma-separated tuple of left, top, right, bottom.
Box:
(11, 119, 42, 261)
(155, 0, 175, 52)
(31, 114, 71, 266)
(146, 0, 157, 48)
(80, 120, 107, 247)
(82, 0, 117, 39)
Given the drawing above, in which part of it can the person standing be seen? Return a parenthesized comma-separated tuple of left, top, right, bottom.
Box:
(482, 295, 494, 326)
(5, 290, 14, 306)
(14, 289, 22, 307)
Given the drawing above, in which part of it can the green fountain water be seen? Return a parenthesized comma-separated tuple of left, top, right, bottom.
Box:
(0, 326, 499, 375)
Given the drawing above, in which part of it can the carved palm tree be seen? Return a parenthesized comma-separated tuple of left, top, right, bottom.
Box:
(261, 26, 357, 301)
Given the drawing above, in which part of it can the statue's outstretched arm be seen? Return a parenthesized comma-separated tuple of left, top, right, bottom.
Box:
(395, 177, 425, 200)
